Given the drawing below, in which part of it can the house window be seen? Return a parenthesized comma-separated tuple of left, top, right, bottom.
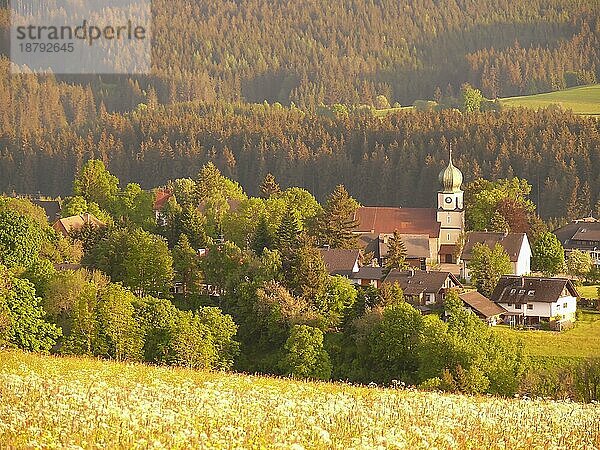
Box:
(447, 233, 451, 241)
(447, 215, 451, 224)
(507, 303, 512, 307)
(527, 304, 533, 310)
(515, 304, 522, 309)
(563, 303, 568, 308)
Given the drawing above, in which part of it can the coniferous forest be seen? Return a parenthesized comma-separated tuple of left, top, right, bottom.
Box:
(0, 97, 599, 222)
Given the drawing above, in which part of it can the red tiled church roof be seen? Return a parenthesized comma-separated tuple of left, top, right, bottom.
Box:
(353, 207, 440, 238)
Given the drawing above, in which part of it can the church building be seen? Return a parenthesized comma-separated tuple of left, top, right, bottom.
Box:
(353, 150, 465, 269)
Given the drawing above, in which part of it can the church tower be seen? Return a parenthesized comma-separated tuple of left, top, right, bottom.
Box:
(437, 148, 464, 262)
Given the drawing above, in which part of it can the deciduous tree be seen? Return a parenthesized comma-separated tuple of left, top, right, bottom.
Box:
(280, 324, 332, 380)
(566, 250, 593, 281)
(468, 243, 512, 297)
(532, 232, 565, 276)
(73, 160, 119, 211)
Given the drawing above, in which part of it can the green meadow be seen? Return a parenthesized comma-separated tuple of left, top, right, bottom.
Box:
(494, 311, 600, 360)
(500, 85, 600, 116)
(577, 285, 600, 299)
(374, 84, 600, 116)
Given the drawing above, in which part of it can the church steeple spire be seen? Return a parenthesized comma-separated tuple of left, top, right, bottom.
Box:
(439, 143, 463, 193)
(437, 142, 465, 257)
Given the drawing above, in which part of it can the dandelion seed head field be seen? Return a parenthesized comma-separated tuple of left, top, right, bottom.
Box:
(1, 351, 600, 449)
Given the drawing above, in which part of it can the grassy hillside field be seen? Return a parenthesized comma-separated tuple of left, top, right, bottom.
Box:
(1, 351, 600, 449)
(373, 84, 600, 116)
(578, 285, 600, 299)
(494, 311, 600, 362)
(500, 85, 600, 116)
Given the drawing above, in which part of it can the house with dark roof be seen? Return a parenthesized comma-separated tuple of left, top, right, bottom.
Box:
(52, 213, 105, 237)
(352, 149, 465, 269)
(318, 247, 387, 287)
(383, 269, 462, 308)
(490, 276, 579, 326)
(319, 248, 361, 278)
(459, 290, 506, 326)
(352, 266, 386, 288)
(554, 218, 600, 267)
(31, 199, 62, 222)
(460, 231, 531, 281)
(359, 233, 431, 270)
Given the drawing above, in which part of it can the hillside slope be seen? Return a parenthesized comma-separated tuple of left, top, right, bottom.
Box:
(2, 0, 598, 106)
(501, 84, 600, 116)
(1, 351, 599, 449)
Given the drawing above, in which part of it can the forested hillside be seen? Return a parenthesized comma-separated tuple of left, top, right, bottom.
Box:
(1, 0, 599, 107)
(0, 97, 598, 221)
(0, 0, 599, 221)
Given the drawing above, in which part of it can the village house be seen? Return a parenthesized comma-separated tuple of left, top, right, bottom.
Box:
(319, 248, 361, 277)
(490, 275, 579, 327)
(52, 213, 105, 237)
(554, 217, 600, 267)
(318, 247, 386, 288)
(360, 232, 431, 270)
(383, 269, 462, 311)
(459, 290, 506, 326)
(352, 149, 464, 272)
(153, 189, 173, 226)
(31, 198, 62, 222)
(352, 266, 386, 288)
(460, 231, 531, 281)
(10, 194, 62, 222)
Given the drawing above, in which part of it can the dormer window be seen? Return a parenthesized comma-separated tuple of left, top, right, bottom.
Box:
(528, 290, 535, 296)
(510, 289, 516, 295)
(519, 289, 525, 295)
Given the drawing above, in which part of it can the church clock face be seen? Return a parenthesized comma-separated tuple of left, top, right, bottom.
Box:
(445, 196, 453, 204)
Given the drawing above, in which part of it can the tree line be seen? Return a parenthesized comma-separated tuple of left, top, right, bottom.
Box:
(1, 0, 598, 108)
(0, 91, 599, 222)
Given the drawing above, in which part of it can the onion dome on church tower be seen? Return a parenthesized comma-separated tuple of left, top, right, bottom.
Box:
(439, 147, 463, 193)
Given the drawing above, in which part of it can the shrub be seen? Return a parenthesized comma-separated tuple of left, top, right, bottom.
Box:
(280, 325, 332, 380)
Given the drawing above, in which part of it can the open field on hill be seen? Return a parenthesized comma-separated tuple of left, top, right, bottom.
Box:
(578, 285, 600, 299)
(374, 85, 600, 116)
(500, 85, 600, 116)
(1, 351, 600, 449)
(494, 311, 600, 360)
